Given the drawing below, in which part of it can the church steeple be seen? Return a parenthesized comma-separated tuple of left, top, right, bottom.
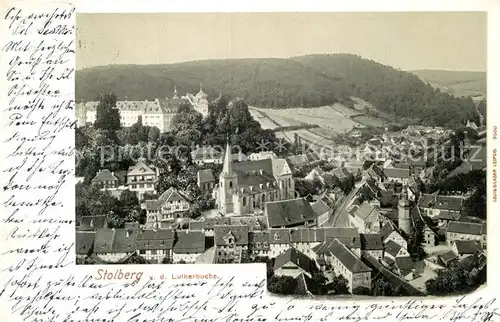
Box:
(222, 137, 233, 175)
(173, 86, 178, 99)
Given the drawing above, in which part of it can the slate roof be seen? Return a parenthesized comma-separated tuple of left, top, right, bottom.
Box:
(92, 169, 118, 183)
(214, 225, 249, 246)
(311, 199, 330, 216)
(189, 217, 232, 231)
(80, 215, 108, 229)
(435, 210, 461, 221)
(418, 194, 463, 211)
(360, 233, 383, 250)
(173, 230, 205, 254)
(439, 250, 459, 264)
(94, 228, 138, 254)
(447, 221, 483, 235)
(352, 201, 379, 221)
(136, 229, 175, 250)
(395, 257, 416, 275)
(328, 239, 372, 273)
(266, 198, 317, 228)
(380, 221, 398, 240)
(75, 231, 96, 255)
(384, 168, 411, 179)
(274, 248, 315, 273)
(454, 240, 482, 255)
(233, 158, 291, 178)
(248, 231, 270, 251)
(269, 228, 291, 244)
(197, 169, 215, 183)
(385, 240, 404, 257)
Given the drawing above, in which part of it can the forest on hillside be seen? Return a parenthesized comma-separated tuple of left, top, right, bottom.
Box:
(76, 54, 480, 128)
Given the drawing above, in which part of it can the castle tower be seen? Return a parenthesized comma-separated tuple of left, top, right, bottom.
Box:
(218, 139, 237, 215)
(398, 186, 412, 235)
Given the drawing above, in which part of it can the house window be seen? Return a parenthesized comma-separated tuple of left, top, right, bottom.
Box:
(243, 197, 247, 206)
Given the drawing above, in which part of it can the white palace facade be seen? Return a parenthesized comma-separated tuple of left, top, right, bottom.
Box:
(76, 86, 210, 132)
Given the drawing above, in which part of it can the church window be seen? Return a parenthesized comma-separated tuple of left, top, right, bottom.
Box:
(243, 197, 247, 206)
(229, 181, 233, 188)
(262, 194, 265, 202)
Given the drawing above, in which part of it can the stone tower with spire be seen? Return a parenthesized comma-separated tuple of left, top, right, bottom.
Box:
(398, 185, 412, 235)
(218, 139, 238, 215)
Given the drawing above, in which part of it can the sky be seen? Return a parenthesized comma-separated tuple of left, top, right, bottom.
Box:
(76, 12, 487, 71)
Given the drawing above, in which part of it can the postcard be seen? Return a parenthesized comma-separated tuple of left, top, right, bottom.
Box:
(0, 1, 499, 322)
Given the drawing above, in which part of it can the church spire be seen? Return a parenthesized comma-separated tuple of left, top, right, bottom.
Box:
(173, 85, 178, 99)
(222, 137, 233, 175)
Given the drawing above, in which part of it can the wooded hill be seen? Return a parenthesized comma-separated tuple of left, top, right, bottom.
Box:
(76, 54, 480, 128)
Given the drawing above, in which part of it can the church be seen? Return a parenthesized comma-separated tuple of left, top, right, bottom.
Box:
(214, 142, 296, 216)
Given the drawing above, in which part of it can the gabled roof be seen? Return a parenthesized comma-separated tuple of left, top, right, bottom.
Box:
(385, 240, 404, 257)
(447, 221, 483, 235)
(439, 250, 459, 263)
(127, 160, 155, 176)
(384, 168, 411, 179)
(352, 201, 379, 221)
(435, 210, 461, 221)
(311, 199, 330, 216)
(418, 194, 463, 211)
(360, 233, 383, 250)
(94, 228, 138, 254)
(380, 221, 398, 240)
(214, 225, 249, 246)
(80, 215, 108, 229)
(146, 187, 189, 211)
(197, 169, 215, 183)
(173, 230, 205, 254)
(274, 248, 315, 273)
(454, 240, 482, 254)
(328, 239, 372, 273)
(75, 231, 96, 255)
(232, 158, 291, 178)
(395, 256, 415, 275)
(136, 229, 175, 250)
(191, 146, 222, 160)
(266, 198, 317, 228)
(189, 217, 231, 231)
(92, 169, 118, 183)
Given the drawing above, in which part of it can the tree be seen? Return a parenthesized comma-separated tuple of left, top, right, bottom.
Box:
(407, 219, 427, 261)
(120, 189, 139, 208)
(267, 276, 297, 295)
(331, 275, 349, 295)
(139, 209, 147, 225)
(124, 254, 149, 264)
(372, 277, 393, 296)
(94, 93, 120, 132)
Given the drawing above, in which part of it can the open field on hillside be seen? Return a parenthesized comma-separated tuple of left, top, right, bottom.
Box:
(352, 115, 385, 128)
(252, 105, 359, 134)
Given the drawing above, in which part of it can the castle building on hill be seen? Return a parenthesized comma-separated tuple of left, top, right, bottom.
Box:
(184, 84, 209, 118)
(214, 141, 295, 216)
(76, 86, 210, 132)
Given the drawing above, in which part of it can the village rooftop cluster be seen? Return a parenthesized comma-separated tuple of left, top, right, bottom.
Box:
(75, 88, 487, 296)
